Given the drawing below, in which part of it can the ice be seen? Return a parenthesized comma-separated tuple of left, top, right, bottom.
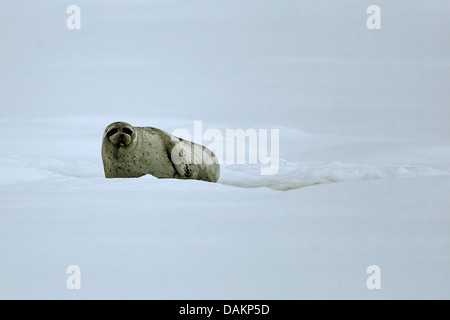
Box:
(0, 0, 449, 299)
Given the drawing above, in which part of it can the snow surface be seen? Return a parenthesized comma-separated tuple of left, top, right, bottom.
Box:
(0, 0, 449, 299)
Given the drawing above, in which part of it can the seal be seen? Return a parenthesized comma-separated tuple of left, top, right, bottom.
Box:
(101, 121, 220, 183)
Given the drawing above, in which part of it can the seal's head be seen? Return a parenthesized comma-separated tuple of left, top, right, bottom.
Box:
(104, 122, 137, 148)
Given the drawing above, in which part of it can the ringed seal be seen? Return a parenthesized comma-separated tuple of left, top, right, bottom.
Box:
(101, 121, 220, 183)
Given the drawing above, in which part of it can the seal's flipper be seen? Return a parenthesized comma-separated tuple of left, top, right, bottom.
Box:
(167, 140, 201, 179)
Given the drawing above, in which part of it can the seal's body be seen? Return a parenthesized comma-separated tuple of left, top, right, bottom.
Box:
(101, 122, 220, 183)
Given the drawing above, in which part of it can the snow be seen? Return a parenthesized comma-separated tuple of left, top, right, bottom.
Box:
(0, 0, 449, 299)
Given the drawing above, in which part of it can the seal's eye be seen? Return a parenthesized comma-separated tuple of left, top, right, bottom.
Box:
(106, 128, 118, 138)
(122, 128, 133, 135)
